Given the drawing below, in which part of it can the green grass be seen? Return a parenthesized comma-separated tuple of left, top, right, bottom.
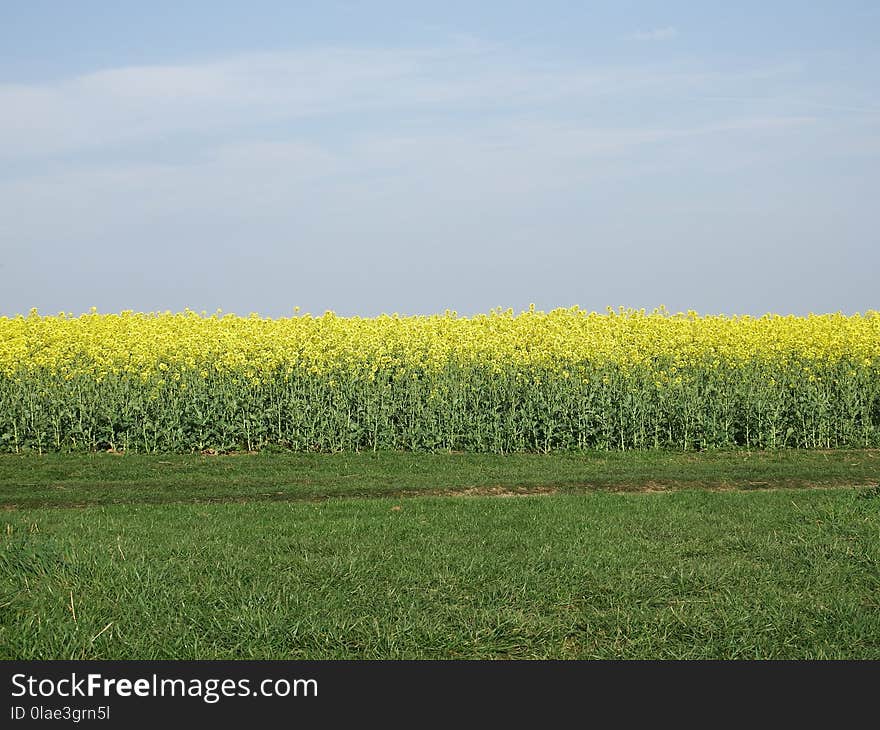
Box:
(1, 451, 878, 659)
(1, 448, 878, 507)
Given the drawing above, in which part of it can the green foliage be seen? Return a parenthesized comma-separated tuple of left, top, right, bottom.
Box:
(1, 358, 878, 453)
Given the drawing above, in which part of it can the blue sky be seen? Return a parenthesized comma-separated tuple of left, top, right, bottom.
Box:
(1, 1, 878, 316)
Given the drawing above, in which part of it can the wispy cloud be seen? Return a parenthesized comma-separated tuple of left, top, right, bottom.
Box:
(627, 27, 678, 42)
(0, 44, 810, 167)
(0, 43, 845, 225)
(1, 39, 877, 317)
(0, 44, 856, 239)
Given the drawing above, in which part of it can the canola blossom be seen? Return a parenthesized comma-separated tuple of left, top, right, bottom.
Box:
(1, 306, 879, 452)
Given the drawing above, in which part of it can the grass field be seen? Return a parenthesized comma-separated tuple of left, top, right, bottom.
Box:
(2, 450, 878, 659)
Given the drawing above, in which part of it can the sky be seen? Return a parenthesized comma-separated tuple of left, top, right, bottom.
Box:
(1, 1, 878, 317)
